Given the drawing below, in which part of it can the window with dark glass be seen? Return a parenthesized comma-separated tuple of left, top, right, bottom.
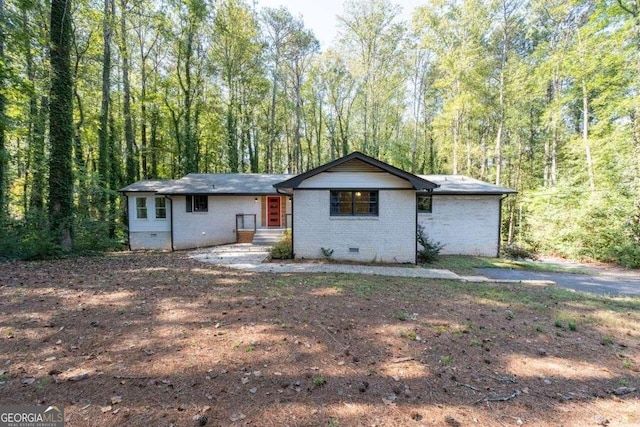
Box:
(330, 191, 378, 216)
(417, 195, 432, 213)
(136, 197, 148, 219)
(186, 195, 208, 212)
(155, 197, 167, 219)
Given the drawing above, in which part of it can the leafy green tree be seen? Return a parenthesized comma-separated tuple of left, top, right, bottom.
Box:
(49, 0, 74, 248)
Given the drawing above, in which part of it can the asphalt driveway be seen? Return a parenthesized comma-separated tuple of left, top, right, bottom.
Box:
(476, 267, 640, 296)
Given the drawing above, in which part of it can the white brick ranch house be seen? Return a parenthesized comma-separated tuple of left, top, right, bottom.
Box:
(120, 152, 516, 263)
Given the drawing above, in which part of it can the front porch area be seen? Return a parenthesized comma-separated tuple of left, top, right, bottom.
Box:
(235, 195, 291, 244)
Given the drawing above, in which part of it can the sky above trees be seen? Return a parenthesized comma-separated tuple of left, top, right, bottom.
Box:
(255, 0, 419, 47)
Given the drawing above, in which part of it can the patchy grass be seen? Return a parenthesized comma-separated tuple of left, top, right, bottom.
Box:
(429, 255, 592, 275)
(0, 252, 638, 427)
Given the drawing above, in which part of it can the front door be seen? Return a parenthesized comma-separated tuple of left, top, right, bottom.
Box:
(267, 196, 281, 227)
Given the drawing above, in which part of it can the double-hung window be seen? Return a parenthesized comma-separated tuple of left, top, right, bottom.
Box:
(186, 195, 208, 212)
(136, 198, 148, 219)
(330, 191, 378, 216)
(155, 197, 167, 219)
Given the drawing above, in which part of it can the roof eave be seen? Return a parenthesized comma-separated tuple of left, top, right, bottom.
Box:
(274, 152, 438, 190)
(432, 190, 518, 195)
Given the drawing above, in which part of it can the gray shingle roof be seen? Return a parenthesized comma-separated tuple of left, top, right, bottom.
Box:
(419, 175, 516, 195)
(119, 180, 171, 192)
(157, 173, 294, 195)
(120, 173, 515, 196)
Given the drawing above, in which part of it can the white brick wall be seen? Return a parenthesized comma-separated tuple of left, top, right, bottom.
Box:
(126, 193, 171, 232)
(419, 195, 501, 256)
(129, 231, 171, 250)
(171, 195, 263, 250)
(293, 190, 416, 263)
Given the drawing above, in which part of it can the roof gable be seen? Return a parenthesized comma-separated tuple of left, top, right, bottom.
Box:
(274, 152, 438, 191)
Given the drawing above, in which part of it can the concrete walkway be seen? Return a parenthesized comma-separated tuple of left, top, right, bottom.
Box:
(189, 244, 553, 283)
(189, 243, 459, 279)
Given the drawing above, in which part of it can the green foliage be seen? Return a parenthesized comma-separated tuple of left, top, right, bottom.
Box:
(502, 244, 537, 261)
(320, 247, 334, 259)
(600, 336, 614, 345)
(394, 310, 410, 321)
(401, 330, 418, 340)
(270, 229, 293, 259)
(0, 216, 60, 261)
(416, 224, 444, 263)
(609, 244, 640, 269)
(440, 355, 453, 365)
(312, 375, 326, 386)
(73, 219, 124, 253)
(0, 214, 123, 261)
(1, 0, 640, 268)
(525, 188, 639, 267)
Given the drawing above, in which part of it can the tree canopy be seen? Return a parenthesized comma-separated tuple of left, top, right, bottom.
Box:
(1, 0, 639, 266)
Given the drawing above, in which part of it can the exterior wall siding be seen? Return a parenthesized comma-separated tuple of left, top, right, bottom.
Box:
(129, 231, 172, 250)
(293, 189, 416, 263)
(126, 192, 171, 232)
(419, 195, 501, 257)
(171, 195, 262, 250)
(126, 192, 172, 250)
(298, 171, 413, 189)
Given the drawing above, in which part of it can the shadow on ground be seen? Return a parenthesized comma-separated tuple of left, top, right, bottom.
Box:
(0, 252, 638, 426)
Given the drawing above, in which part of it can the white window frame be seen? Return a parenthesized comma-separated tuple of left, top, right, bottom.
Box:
(136, 197, 148, 219)
(155, 197, 167, 219)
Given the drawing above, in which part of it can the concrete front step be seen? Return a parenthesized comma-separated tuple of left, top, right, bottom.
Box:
(252, 229, 286, 246)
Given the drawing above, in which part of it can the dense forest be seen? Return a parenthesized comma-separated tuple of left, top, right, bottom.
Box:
(1, 0, 639, 266)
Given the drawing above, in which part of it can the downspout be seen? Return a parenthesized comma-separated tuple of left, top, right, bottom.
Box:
(415, 192, 418, 265)
(124, 194, 131, 251)
(497, 194, 509, 257)
(166, 195, 175, 251)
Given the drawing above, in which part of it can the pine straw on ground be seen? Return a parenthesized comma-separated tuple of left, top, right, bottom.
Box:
(0, 251, 638, 426)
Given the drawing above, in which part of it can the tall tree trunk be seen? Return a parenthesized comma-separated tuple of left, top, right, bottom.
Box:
(551, 76, 559, 186)
(494, 65, 505, 186)
(150, 106, 159, 178)
(138, 29, 156, 179)
(49, 0, 74, 248)
(23, 3, 36, 214)
(294, 72, 302, 173)
(72, 26, 89, 217)
(582, 79, 595, 192)
(140, 64, 148, 178)
(30, 97, 48, 213)
(226, 98, 238, 172)
(267, 65, 278, 173)
(121, 0, 136, 183)
(452, 108, 460, 175)
(0, 0, 7, 218)
(108, 113, 119, 238)
(98, 0, 113, 222)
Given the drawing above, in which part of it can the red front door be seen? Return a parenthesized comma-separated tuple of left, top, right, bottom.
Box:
(267, 196, 281, 227)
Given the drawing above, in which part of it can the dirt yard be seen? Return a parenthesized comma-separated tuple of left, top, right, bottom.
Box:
(0, 252, 638, 426)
